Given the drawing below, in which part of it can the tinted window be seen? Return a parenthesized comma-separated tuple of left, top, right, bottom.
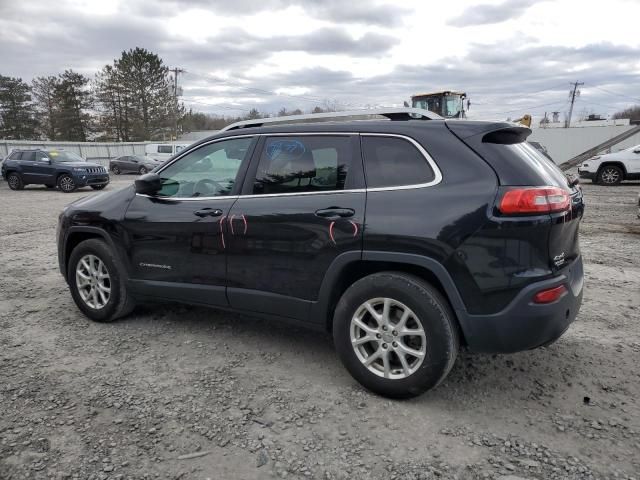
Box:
(35, 152, 49, 162)
(253, 136, 351, 194)
(156, 137, 253, 198)
(362, 136, 434, 188)
(158, 145, 173, 154)
(22, 151, 36, 162)
(8, 151, 22, 160)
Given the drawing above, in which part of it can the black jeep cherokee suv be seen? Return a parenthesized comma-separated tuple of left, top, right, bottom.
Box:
(2, 148, 109, 192)
(56, 109, 584, 398)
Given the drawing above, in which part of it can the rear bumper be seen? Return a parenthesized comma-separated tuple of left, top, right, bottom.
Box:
(456, 256, 584, 353)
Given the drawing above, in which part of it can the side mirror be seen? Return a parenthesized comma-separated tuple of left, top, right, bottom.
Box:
(135, 172, 162, 195)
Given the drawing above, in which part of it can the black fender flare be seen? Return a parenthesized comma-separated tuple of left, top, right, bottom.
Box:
(311, 250, 469, 331)
(60, 226, 122, 281)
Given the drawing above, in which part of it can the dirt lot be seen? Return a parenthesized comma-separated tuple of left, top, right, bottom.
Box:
(1, 174, 639, 480)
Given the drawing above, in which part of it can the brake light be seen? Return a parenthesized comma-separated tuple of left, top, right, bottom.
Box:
(499, 187, 570, 215)
(533, 285, 567, 304)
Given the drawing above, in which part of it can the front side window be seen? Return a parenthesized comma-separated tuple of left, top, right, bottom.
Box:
(362, 136, 435, 189)
(156, 137, 253, 198)
(158, 145, 173, 154)
(35, 152, 49, 162)
(253, 136, 351, 195)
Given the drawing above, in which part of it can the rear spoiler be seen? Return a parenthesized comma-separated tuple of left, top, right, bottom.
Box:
(446, 121, 532, 144)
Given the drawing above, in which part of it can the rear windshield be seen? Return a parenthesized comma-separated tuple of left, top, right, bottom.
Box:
(47, 151, 84, 162)
(470, 141, 569, 188)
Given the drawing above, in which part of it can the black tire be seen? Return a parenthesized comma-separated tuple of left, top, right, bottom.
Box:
(597, 165, 623, 185)
(58, 174, 77, 193)
(111, 165, 121, 175)
(138, 166, 148, 175)
(333, 272, 459, 399)
(7, 172, 24, 190)
(91, 185, 107, 190)
(67, 239, 135, 322)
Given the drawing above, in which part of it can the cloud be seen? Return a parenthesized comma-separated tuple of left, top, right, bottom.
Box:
(129, 0, 409, 26)
(448, 0, 539, 27)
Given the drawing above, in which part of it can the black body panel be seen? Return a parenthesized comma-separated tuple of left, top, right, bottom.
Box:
(56, 118, 584, 353)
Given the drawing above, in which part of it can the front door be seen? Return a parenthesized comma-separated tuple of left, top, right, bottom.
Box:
(122, 136, 256, 306)
(33, 151, 56, 184)
(226, 134, 365, 321)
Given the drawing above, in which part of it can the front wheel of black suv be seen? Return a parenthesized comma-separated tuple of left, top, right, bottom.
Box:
(333, 272, 459, 398)
(58, 174, 77, 193)
(67, 239, 135, 322)
(7, 172, 24, 190)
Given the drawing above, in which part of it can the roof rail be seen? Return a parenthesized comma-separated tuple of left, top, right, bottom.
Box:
(220, 107, 442, 132)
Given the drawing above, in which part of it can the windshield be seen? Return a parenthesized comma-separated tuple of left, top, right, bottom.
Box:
(412, 98, 442, 116)
(412, 95, 463, 118)
(47, 150, 84, 162)
(443, 95, 463, 117)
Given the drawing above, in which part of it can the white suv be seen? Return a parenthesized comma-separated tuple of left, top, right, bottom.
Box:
(578, 144, 640, 185)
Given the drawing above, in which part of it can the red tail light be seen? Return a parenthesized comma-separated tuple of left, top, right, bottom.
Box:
(533, 285, 567, 304)
(499, 187, 571, 215)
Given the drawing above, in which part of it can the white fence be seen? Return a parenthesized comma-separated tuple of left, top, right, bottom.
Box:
(529, 125, 640, 164)
(0, 141, 148, 168)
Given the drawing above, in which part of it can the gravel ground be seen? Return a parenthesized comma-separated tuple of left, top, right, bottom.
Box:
(1, 174, 639, 480)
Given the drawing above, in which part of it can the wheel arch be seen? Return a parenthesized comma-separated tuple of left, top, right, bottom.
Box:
(598, 161, 627, 177)
(314, 251, 469, 345)
(62, 227, 119, 281)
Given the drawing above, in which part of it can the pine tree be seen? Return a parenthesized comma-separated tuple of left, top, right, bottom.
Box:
(54, 70, 92, 141)
(0, 75, 37, 139)
(31, 76, 60, 140)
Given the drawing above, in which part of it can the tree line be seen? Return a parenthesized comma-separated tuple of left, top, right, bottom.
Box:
(0, 47, 340, 142)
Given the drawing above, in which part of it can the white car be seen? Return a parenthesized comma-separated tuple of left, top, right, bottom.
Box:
(144, 143, 189, 162)
(578, 144, 640, 185)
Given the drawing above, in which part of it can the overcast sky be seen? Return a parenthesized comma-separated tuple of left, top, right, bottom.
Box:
(1, 0, 639, 121)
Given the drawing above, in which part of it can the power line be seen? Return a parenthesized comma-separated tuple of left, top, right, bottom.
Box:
(589, 85, 640, 104)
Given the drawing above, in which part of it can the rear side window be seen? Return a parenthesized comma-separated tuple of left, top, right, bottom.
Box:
(158, 145, 172, 154)
(362, 136, 435, 189)
(8, 151, 22, 160)
(21, 151, 36, 162)
(253, 136, 351, 194)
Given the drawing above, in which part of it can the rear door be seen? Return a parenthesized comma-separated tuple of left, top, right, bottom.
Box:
(226, 134, 365, 321)
(19, 151, 38, 182)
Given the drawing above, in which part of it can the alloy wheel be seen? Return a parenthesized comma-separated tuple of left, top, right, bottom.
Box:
(76, 254, 111, 309)
(8, 174, 19, 189)
(350, 297, 427, 379)
(601, 167, 620, 184)
(59, 176, 75, 192)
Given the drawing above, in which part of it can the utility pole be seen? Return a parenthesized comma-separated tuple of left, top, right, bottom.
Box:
(169, 67, 185, 141)
(566, 81, 583, 128)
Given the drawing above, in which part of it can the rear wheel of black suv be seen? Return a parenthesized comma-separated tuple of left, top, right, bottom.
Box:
(67, 239, 135, 322)
(7, 172, 24, 190)
(333, 272, 459, 399)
